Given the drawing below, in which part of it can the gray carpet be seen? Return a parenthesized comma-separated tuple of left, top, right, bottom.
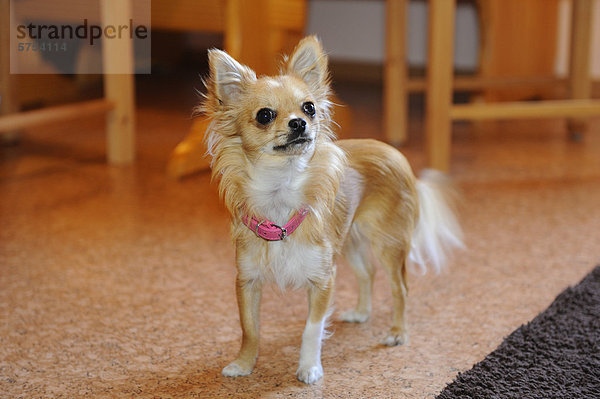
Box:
(437, 265, 600, 399)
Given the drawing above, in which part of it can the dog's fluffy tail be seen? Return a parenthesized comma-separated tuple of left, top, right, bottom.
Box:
(408, 169, 464, 275)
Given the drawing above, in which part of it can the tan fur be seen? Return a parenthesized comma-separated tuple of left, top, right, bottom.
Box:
(201, 36, 462, 384)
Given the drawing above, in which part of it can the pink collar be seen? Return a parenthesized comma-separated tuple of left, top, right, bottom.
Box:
(241, 208, 309, 241)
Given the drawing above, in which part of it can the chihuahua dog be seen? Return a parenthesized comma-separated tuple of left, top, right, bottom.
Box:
(201, 36, 463, 384)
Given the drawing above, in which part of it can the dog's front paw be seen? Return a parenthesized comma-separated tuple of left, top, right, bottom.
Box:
(296, 364, 323, 384)
(339, 309, 370, 323)
(222, 361, 254, 377)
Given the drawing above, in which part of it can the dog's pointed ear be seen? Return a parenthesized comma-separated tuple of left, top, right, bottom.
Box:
(285, 36, 329, 96)
(207, 49, 256, 106)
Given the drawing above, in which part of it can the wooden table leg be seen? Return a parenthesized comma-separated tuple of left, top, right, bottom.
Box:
(384, 0, 408, 145)
(425, 0, 456, 171)
(567, 0, 593, 138)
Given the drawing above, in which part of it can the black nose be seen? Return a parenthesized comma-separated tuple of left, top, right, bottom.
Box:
(288, 118, 307, 136)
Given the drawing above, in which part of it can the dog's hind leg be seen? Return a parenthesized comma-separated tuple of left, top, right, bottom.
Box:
(339, 226, 374, 323)
(377, 246, 409, 346)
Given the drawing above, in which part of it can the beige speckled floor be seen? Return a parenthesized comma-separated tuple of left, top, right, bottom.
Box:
(1, 81, 599, 398)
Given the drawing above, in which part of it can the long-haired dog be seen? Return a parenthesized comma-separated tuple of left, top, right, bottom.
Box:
(201, 36, 463, 384)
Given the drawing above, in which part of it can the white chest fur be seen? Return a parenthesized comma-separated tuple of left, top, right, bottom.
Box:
(246, 154, 311, 224)
(237, 238, 331, 290)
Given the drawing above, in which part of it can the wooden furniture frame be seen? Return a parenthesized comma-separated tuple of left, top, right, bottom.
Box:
(385, 0, 600, 171)
(0, 0, 135, 165)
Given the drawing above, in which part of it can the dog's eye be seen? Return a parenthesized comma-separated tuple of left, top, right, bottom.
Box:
(302, 102, 316, 118)
(256, 108, 276, 125)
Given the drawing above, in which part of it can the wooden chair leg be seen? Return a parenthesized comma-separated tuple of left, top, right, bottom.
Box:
(384, 0, 408, 145)
(426, 0, 456, 171)
(101, 0, 135, 165)
(567, 0, 593, 139)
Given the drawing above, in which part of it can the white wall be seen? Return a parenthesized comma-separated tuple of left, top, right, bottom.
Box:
(307, 0, 385, 63)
